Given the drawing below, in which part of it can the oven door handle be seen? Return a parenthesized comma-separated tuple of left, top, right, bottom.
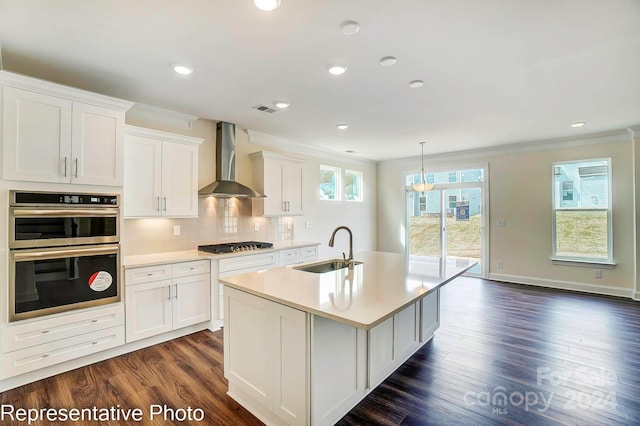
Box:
(12, 245, 120, 261)
(11, 208, 119, 217)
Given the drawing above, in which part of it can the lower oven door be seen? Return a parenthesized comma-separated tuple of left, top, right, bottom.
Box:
(10, 244, 120, 322)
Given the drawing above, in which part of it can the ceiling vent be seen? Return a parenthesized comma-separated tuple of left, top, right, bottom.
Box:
(253, 104, 277, 113)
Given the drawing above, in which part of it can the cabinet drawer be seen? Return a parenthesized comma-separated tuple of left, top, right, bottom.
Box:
(219, 252, 278, 275)
(299, 246, 318, 259)
(172, 260, 210, 278)
(125, 263, 173, 285)
(279, 248, 300, 266)
(1, 326, 124, 379)
(2, 304, 124, 353)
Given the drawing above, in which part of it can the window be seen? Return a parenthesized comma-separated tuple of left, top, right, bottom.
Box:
(418, 195, 427, 213)
(552, 158, 612, 263)
(320, 165, 340, 200)
(344, 169, 363, 202)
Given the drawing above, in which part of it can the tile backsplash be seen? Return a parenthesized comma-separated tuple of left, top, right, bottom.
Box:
(122, 197, 295, 256)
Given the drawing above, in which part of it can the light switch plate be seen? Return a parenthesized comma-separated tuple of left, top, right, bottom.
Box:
(173, 225, 181, 236)
(497, 219, 506, 227)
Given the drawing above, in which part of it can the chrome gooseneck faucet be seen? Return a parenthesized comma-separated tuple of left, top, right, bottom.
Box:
(328, 226, 354, 268)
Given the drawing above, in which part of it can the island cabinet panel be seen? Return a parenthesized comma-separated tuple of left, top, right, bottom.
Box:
(310, 316, 367, 426)
(223, 286, 309, 426)
(368, 302, 420, 389)
(420, 290, 440, 342)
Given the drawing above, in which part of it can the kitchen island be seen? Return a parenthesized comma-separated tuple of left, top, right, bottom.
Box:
(220, 251, 475, 426)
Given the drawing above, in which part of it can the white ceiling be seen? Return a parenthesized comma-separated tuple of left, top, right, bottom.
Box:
(1, 0, 639, 161)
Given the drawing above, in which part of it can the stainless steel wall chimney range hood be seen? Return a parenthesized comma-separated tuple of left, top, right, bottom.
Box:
(198, 122, 264, 197)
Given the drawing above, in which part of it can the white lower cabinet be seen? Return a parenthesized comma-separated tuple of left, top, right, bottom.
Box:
(0, 304, 125, 379)
(279, 245, 319, 266)
(368, 302, 420, 389)
(421, 289, 440, 342)
(125, 260, 211, 343)
(224, 286, 308, 426)
(223, 281, 442, 426)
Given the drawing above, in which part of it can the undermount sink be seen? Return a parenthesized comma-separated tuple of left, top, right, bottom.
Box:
(294, 259, 363, 274)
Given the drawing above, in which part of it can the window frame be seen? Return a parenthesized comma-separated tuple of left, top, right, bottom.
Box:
(344, 168, 364, 202)
(551, 157, 614, 266)
(319, 164, 341, 201)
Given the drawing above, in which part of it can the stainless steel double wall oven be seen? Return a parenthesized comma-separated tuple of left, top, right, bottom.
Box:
(9, 191, 121, 321)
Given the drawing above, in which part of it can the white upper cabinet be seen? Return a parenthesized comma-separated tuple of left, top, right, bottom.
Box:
(124, 125, 203, 218)
(1, 71, 133, 185)
(251, 151, 304, 216)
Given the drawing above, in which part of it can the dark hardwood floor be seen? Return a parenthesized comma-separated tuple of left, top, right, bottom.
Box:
(1, 277, 638, 425)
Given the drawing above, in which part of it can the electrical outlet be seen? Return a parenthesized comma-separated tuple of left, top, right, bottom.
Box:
(173, 225, 181, 236)
(254, 222, 260, 232)
(305, 220, 315, 229)
(497, 219, 506, 227)
(594, 270, 602, 279)
(496, 260, 503, 269)
(287, 221, 292, 230)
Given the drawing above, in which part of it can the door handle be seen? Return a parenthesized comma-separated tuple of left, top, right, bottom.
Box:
(167, 285, 172, 300)
(174, 284, 178, 299)
(163, 197, 167, 211)
(63, 157, 68, 177)
(74, 158, 79, 178)
(156, 197, 161, 211)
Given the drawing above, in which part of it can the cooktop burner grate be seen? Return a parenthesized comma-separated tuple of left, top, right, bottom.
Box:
(198, 241, 273, 254)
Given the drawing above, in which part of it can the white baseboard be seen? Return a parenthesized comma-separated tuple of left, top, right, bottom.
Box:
(634, 291, 640, 301)
(488, 273, 635, 299)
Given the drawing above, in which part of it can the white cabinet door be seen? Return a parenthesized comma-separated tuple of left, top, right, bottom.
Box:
(224, 286, 273, 409)
(2, 87, 72, 183)
(420, 290, 440, 342)
(394, 301, 420, 363)
(125, 280, 173, 342)
(124, 135, 162, 217)
(263, 159, 285, 215)
(162, 141, 199, 217)
(271, 301, 308, 426)
(172, 273, 211, 329)
(283, 161, 304, 215)
(251, 151, 305, 217)
(71, 102, 124, 186)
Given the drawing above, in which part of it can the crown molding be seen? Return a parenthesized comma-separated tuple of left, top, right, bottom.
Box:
(0, 70, 133, 111)
(246, 129, 377, 165)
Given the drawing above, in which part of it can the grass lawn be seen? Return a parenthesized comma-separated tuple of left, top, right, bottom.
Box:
(409, 211, 607, 261)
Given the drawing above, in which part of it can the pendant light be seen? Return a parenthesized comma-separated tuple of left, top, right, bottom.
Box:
(412, 142, 434, 192)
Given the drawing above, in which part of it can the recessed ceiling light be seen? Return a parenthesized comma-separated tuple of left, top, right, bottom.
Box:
(274, 101, 290, 109)
(328, 64, 347, 75)
(173, 65, 193, 75)
(571, 121, 586, 128)
(379, 56, 397, 66)
(409, 80, 424, 88)
(254, 0, 280, 11)
(337, 123, 349, 130)
(340, 21, 360, 35)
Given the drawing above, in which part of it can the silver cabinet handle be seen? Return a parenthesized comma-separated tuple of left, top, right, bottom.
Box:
(63, 157, 68, 177)
(282, 201, 286, 212)
(156, 196, 161, 211)
(41, 330, 49, 334)
(163, 197, 167, 211)
(174, 284, 178, 299)
(167, 285, 172, 300)
(74, 158, 79, 178)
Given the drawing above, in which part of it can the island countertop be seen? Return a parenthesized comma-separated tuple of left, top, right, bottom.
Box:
(219, 251, 475, 329)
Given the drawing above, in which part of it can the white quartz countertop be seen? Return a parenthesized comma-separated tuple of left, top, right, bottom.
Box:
(219, 251, 476, 330)
(122, 241, 321, 269)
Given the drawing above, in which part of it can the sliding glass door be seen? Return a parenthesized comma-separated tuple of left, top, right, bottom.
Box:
(406, 168, 486, 276)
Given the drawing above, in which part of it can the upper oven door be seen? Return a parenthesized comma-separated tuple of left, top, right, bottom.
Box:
(10, 207, 119, 248)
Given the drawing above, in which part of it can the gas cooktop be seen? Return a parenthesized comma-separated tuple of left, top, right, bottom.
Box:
(198, 241, 273, 254)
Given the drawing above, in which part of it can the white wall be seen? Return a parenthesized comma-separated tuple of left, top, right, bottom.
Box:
(122, 109, 377, 258)
(377, 131, 637, 298)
